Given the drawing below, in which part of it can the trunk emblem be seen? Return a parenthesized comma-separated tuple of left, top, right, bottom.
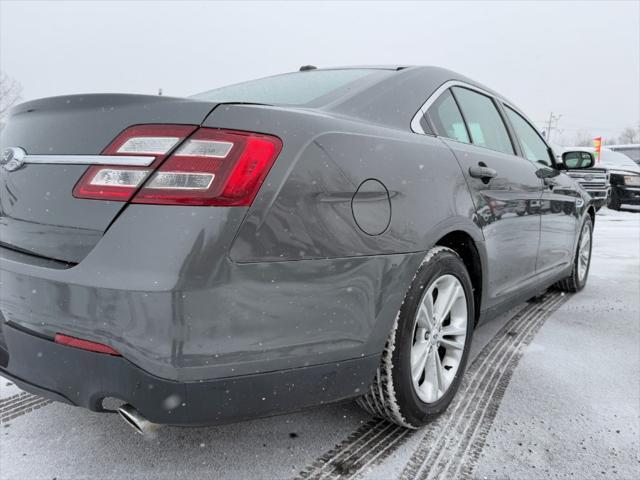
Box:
(0, 147, 27, 172)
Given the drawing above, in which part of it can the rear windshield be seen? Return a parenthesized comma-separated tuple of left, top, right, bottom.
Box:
(191, 69, 391, 107)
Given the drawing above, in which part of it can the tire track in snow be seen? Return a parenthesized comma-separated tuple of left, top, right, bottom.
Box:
(294, 291, 568, 480)
(400, 292, 567, 480)
(0, 391, 32, 408)
(0, 392, 52, 423)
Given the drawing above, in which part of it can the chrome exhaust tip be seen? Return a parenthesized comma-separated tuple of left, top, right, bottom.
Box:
(117, 404, 162, 436)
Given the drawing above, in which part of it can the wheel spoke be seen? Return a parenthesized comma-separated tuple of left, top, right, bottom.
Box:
(417, 296, 435, 330)
(411, 343, 429, 382)
(425, 349, 440, 395)
(439, 337, 464, 350)
(441, 325, 466, 337)
(434, 351, 446, 391)
(435, 282, 461, 325)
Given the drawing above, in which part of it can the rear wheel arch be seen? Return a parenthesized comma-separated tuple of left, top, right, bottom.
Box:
(435, 230, 483, 325)
(587, 206, 596, 225)
(357, 245, 476, 427)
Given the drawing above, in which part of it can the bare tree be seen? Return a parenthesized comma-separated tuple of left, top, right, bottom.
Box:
(602, 137, 618, 145)
(572, 130, 595, 147)
(0, 71, 23, 121)
(617, 126, 640, 144)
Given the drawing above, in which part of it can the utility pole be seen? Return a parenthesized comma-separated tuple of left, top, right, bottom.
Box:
(545, 112, 561, 142)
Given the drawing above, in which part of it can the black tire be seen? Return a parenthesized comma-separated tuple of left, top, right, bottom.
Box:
(356, 247, 475, 428)
(608, 193, 621, 211)
(555, 216, 593, 293)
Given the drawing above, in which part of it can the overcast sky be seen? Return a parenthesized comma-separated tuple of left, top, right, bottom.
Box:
(1, 0, 638, 143)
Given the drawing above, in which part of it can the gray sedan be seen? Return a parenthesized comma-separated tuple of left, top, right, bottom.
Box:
(0, 66, 595, 433)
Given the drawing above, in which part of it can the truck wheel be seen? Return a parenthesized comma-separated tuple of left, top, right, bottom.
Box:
(608, 194, 621, 211)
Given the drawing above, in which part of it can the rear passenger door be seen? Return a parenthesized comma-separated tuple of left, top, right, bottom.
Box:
(424, 85, 544, 308)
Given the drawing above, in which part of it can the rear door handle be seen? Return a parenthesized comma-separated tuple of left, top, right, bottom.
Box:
(469, 166, 498, 179)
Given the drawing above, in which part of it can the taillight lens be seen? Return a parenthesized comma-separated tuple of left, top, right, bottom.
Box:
(74, 125, 282, 206)
(133, 129, 282, 206)
(73, 125, 197, 201)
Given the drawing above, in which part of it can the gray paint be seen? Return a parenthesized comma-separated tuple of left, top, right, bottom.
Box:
(0, 67, 592, 413)
(0, 94, 217, 263)
(351, 179, 391, 236)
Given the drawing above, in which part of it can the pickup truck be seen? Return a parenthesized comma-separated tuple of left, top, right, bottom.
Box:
(560, 149, 610, 210)
(561, 147, 640, 210)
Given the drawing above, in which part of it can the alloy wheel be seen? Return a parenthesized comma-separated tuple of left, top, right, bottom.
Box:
(410, 274, 468, 404)
(577, 221, 592, 282)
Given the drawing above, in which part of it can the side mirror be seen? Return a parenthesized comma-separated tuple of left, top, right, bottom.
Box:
(562, 151, 595, 169)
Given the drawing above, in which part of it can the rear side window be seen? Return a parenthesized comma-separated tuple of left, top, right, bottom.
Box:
(504, 106, 553, 166)
(426, 90, 470, 143)
(451, 87, 514, 155)
(191, 69, 391, 106)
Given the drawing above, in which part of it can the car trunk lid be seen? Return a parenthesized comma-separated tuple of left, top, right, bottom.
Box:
(0, 94, 216, 263)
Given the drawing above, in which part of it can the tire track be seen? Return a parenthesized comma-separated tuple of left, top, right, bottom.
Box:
(296, 297, 538, 479)
(401, 293, 567, 480)
(0, 391, 52, 423)
(0, 391, 32, 408)
(294, 291, 568, 480)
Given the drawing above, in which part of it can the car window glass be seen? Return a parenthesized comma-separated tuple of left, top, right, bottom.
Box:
(563, 151, 592, 168)
(191, 69, 391, 107)
(580, 152, 593, 167)
(504, 106, 552, 166)
(580, 152, 592, 168)
(425, 90, 470, 143)
(451, 87, 514, 155)
(563, 152, 580, 168)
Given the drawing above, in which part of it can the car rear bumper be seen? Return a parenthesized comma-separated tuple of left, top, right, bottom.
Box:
(0, 322, 378, 425)
(0, 204, 420, 382)
(0, 203, 423, 423)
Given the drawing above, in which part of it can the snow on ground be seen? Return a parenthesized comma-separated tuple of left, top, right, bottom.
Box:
(0, 208, 638, 480)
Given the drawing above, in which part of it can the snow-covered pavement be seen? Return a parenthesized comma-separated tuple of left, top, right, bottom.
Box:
(1, 208, 638, 480)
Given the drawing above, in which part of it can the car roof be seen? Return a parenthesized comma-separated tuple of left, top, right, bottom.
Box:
(325, 65, 518, 130)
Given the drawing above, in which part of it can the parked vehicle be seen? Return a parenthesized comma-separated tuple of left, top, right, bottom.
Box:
(0, 66, 596, 433)
(562, 150, 610, 210)
(607, 143, 640, 166)
(562, 147, 640, 210)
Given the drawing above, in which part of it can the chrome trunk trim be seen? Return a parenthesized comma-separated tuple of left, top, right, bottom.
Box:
(22, 154, 156, 166)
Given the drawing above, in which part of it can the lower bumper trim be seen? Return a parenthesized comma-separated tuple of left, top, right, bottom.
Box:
(0, 323, 379, 426)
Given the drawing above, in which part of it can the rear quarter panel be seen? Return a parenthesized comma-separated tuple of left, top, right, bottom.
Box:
(203, 105, 481, 261)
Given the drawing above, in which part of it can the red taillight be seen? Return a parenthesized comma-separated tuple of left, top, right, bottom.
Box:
(54, 333, 121, 356)
(133, 129, 282, 206)
(73, 125, 282, 206)
(73, 124, 198, 201)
